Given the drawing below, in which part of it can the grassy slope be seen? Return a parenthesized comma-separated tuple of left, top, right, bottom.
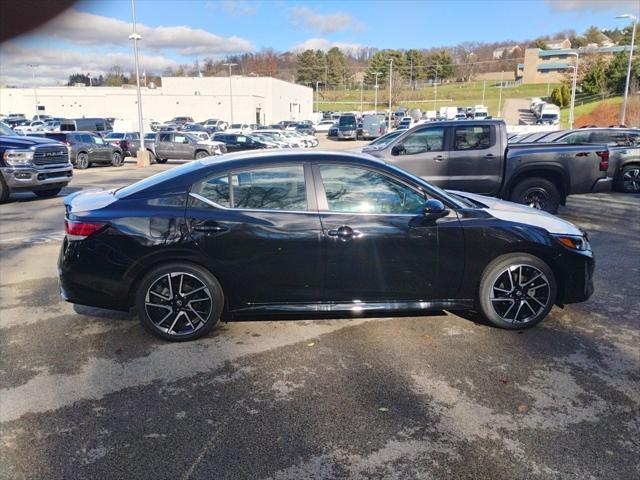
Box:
(315, 81, 561, 116)
(560, 96, 623, 127)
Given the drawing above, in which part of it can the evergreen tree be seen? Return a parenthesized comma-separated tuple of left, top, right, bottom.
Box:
(425, 50, 454, 81)
(295, 49, 325, 86)
(325, 47, 351, 86)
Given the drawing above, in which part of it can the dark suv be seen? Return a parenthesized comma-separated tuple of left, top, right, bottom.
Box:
(41, 132, 124, 169)
(212, 133, 269, 153)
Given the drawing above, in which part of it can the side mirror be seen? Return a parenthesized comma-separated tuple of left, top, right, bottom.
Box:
(423, 199, 449, 220)
(183, 138, 190, 144)
(391, 144, 404, 156)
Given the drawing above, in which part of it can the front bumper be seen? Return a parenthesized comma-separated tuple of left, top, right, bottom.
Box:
(591, 177, 613, 193)
(556, 249, 595, 304)
(1, 164, 73, 190)
(337, 130, 356, 139)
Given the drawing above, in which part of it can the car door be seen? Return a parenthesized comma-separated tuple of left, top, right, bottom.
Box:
(313, 162, 463, 303)
(186, 163, 324, 308)
(89, 134, 109, 162)
(383, 126, 449, 187)
(173, 134, 193, 159)
(446, 124, 502, 194)
(156, 132, 173, 159)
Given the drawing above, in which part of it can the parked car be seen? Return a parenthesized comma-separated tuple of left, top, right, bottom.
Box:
(315, 120, 336, 133)
(536, 104, 560, 125)
(226, 123, 251, 134)
(13, 121, 45, 134)
(60, 118, 109, 134)
(472, 105, 489, 119)
(327, 124, 339, 138)
(336, 115, 358, 140)
(169, 116, 194, 126)
(104, 132, 140, 157)
(396, 117, 413, 130)
(212, 133, 270, 153)
(364, 119, 612, 213)
(0, 122, 73, 203)
(59, 149, 595, 341)
(151, 132, 225, 163)
(293, 123, 316, 135)
(532, 127, 640, 194)
(202, 119, 228, 131)
(41, 131, 124, 169)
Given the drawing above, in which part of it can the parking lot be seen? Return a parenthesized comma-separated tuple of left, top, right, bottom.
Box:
(1, 141, 638, 479)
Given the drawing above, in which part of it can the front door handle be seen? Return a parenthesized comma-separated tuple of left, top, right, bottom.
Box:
(433, 155, 445, 162)
(484, 154, 496, 159)
(192, 222, 229, 233)
(327, 226, 361, 241)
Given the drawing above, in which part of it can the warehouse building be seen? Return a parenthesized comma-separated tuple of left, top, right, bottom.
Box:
(0, 76, 313, 125)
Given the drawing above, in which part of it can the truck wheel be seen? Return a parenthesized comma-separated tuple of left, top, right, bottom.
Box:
(510, 178, 560, 214)
(75, 152, 90, 169)
(478, 253, 556, 329)
(111, 151, 123, 167)
(155, 158, 168, 164)
(33, 187, 63, 198)
(0, 175, 10, 204)
(195, 150, 208, 160)
(616, 165, 640, 193)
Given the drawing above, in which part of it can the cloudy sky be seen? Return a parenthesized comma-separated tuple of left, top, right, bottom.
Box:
(0, 0, 638, 86)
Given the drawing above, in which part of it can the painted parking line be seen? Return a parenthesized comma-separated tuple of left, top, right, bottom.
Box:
(0, 231, 66, 245)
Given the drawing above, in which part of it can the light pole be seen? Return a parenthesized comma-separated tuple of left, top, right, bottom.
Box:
(388, 59, 393, 130)
(433, 63, 438, 111)
(128, 0, 146, 165)
(481, 79, 486, 104)
(565, 52, 579, 129)
(28, 64, 38, 118)
(359, 80, 364, 115)
(497, 70, 504, 118)
(617, 14, 637, 126)
(223, 63, 238, 124)
(315, 81, 321, 114)
(373, 72, 381, 113)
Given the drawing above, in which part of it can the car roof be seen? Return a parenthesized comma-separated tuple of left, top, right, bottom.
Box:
(200, 149, 385, 168)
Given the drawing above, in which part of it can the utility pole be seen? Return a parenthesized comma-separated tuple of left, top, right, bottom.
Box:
(388, 59, 393, 130)
(409, 57, 413, 89)
(360, 81, 364, 115)
(497, 70, 504, 118)
(434, 63, 438, 111)
(315, 80, 320, 114)
(28, 64, 38, 118)
(223, 63, 238, 124)
(481, 79, 486, 104)
(566, 52, 579, 129)
(373, 72, 381, 113)
(129, 0, 147, 165)
(617, 14, 637, 126)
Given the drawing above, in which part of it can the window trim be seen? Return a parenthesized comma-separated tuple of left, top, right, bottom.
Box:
(312, 162, 428, 215)
(189, 162, 316, 214)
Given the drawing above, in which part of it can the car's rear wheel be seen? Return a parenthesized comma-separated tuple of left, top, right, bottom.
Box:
(75, 152, 90, 169)
(33, 187, 63, 198)
(155, 157, 168, 164)
(510, 177, 560, 214)
(136, 263, 224, 341)
(111, 151, 123, 167)
(478, 253, 556, 329)
(617, 165, 640, 193)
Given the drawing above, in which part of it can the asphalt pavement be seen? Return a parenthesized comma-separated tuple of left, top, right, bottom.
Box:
(0, 148, 639, 479)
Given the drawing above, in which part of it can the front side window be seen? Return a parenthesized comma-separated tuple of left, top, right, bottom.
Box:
(159, 133, 172, 142)
(174, 135, 189, 143)
(563, 132, 590, 144)
(400, 128, 444, 154)
(319, 165, 424, 214)
(454, 126, 492, 150)
(194, 165, 307, 211)
(92, 135, 105, 145)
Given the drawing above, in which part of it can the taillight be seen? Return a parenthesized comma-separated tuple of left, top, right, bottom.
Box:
(596, 151, 609, 171)
(64, 219, 106, 240)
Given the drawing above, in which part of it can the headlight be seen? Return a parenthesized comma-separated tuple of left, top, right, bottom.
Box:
(3, 150, 34, 165)
(553, 234, 591, 251)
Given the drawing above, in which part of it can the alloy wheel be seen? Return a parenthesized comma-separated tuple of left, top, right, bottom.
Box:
(521, 188, 548, 210)
(144, 272, 213, 337)
(622, 168, 640, 193)
(112, 152, 122, 166)
(76, 153, 89, 169)
(489, 264, 550, 325)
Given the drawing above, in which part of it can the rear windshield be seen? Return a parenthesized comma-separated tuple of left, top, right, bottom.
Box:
(115, 162, 204, 198)
(541, 114, 558, 120)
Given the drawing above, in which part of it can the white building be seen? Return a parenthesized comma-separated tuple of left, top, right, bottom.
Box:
(0, 76, 313, 125)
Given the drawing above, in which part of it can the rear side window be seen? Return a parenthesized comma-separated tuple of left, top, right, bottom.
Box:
(454, 126, 492, 150)
(80, 134, 93, 143)
(194, 165, 307, 211)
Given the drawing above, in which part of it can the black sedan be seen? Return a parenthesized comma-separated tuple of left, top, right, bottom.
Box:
(59, 151, 594, 341)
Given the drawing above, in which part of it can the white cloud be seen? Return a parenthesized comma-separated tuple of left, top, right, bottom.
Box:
(289, 7, 363, 35)
(0, 42, 179, 86)
(545, 0, 639, 12)
(291, 38, 364, 55)
(35, 9, 254, 56)
(221, 0, 258, 15)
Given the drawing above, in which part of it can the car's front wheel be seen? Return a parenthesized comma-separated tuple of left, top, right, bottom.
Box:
(617, 165, 640, 193)
(135, 263, 224, 341)
(111, 151, 123, 167)
(75, 152, 90, 169)
(478, 253, 556, 329)
(195, 150, 209, 159)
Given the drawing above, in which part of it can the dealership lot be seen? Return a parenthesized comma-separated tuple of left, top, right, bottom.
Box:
(1, 153, 638, 479)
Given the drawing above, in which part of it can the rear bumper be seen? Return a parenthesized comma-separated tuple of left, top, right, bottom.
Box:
(591, 177, 613, 193)
(1, 164, 73, 190)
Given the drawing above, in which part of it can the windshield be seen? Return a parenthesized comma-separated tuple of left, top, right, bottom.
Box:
(541, 114, 558, 120)
(105, 133, 125, 139)
(230, 124, 242, 129)
(0, 122, 16, 136)
(339, 117, 356, 126)
(367, 131, 403, 147)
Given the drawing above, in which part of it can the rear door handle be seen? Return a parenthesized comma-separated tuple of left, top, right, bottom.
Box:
(327, 226, 361, 240)
(433, 155, 445, 162)
(484, 154, 496, 159)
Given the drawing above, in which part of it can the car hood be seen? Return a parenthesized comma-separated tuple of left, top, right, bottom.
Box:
(0, 135, 63, 148)
(450, 191, 582, 236)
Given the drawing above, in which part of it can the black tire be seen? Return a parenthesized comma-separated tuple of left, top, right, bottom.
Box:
(195, 150, 209, 160)
(111, 151, 123, 167)
(510, 177, 561, 214)
(616, 165, 640, 193)
(135, 263, 224, 342)
(33, 187, 63, 198)
(75, 152, 90, 169)
(0, 175, 10, 204)
(155, 157, 168, 164)
(477, 253, 557, 330)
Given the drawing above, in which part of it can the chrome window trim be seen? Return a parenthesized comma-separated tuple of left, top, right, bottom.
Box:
(189, 192, 313, 215)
